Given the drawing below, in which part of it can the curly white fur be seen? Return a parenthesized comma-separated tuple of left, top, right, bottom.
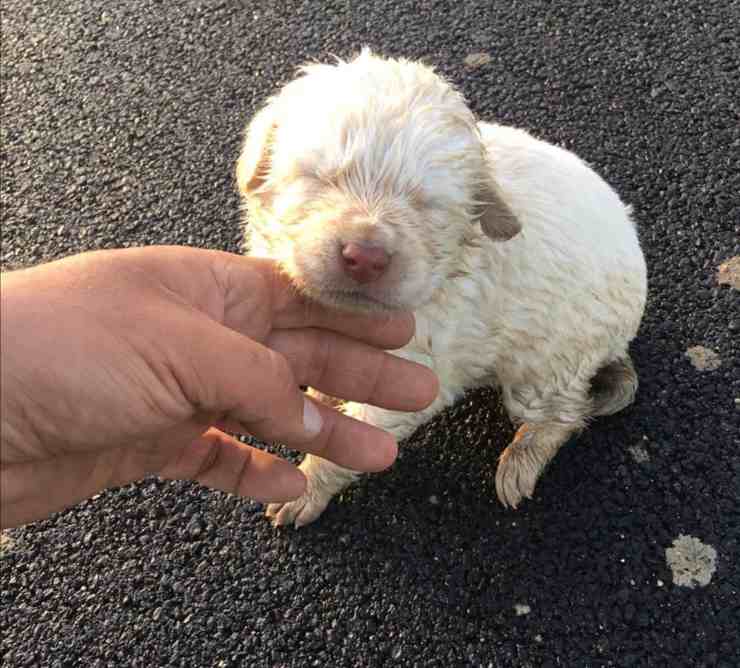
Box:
(237, 50, 647, 527)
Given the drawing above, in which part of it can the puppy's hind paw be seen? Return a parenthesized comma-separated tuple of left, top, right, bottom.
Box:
(495, 426, 539, 509)
(265, 489, 332, 528)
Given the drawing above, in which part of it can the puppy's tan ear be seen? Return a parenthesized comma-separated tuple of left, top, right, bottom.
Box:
(236, 102, 278, 196)
(478, 178, 521, 241)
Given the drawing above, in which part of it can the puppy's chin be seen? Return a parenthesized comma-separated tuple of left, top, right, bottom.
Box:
(298, 283, 408, 315)
(288, 268, 427, 315)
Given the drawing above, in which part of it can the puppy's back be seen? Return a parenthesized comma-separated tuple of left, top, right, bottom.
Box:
(474, 122, 647, 354)
(479, 122, 645, 273)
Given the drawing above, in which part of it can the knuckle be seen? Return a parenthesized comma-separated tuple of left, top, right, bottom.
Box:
(266, 349, 296, 395)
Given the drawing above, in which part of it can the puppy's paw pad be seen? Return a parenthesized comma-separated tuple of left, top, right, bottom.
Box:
(265, 491, 331, 528)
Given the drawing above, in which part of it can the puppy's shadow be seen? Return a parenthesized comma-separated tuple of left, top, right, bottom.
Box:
(270, 386, 607, 618)
(363, 386, 513, 506)
(259, 313, 734, 629)
(265, 331, 706, 620)
(279, 321, 684, 545)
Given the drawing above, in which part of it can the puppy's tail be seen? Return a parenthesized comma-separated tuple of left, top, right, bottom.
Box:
(590, 354, 639, 417)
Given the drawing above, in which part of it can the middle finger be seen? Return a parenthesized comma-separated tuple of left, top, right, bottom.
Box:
(266, 328, 439, 411)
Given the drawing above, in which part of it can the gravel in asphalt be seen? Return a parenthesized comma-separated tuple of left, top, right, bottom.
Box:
(1, 1, 739, 666)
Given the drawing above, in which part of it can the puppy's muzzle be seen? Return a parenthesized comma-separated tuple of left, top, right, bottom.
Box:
(340, 242, 391, 284)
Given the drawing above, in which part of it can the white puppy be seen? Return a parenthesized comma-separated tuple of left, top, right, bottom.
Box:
(236, 50, 647, 527)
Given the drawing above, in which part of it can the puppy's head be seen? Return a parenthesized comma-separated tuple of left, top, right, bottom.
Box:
(237, 50, 519, 313)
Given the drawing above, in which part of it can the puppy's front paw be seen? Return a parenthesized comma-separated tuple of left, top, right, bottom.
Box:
(265, 482, 334, 528)
(266, 455, 358, 528)
(495, 425, 540, 509)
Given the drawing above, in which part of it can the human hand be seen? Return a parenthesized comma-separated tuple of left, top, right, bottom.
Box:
(0, 246, 438, 528)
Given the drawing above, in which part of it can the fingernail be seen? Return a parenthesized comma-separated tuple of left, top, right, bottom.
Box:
(303, 397, 323, 437)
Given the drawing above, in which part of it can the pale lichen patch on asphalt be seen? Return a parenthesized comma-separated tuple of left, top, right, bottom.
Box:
(685, 345, 722, 371)
(717, 256, 740, 290)
(665, 535, 717, 588)
(464, 52, 492, 68)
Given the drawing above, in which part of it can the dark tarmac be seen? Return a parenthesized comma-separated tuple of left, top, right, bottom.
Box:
(1, 1, 738, 666)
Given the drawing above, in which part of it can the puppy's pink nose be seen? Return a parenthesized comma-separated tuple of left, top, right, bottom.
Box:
(341, 242, 390, 284)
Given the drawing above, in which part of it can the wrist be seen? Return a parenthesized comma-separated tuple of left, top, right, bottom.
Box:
(0, 269, 48, 463)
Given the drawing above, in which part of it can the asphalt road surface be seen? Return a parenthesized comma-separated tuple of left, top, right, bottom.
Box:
(1, 1, 739, 666)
